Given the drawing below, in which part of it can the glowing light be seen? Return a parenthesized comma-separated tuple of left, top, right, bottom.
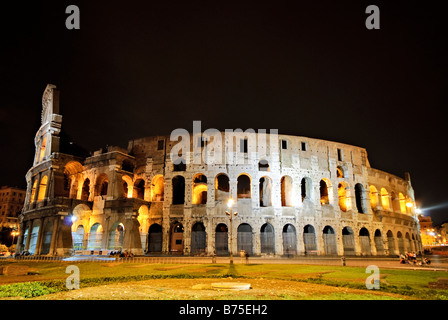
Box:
(71, 216, 77, 223)
(227, 198, 234, 208)
(415, 208, 422, 214)
(406, 202, 413, 208)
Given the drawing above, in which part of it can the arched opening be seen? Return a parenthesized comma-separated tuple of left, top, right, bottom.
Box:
(338, 182, 350, 212)
(215, 173, 230, 201)
(319, 179, 330, 205)
(37, 176, 48, 202)
(87, 223, 103, 250)
(172, 176, 185, 205)
(359, 227, 371, 255)
(397, 231, 404, 254)
(258, 160, 270, 172)
(260, 223, 275, 254)
(282, 224, 297, 255)
(40, 220, 53, 255)
(30, 179, 37, 203)
(192, 174, 207, 205)
(303, 225, 317, 254)
(147, 224, 162, 253)
(72, 225, 85, 251)
(374, 229, 385, 255)
(137, 205, 150, 251)
(237, 223, 253, 255)
(215, 223, 228, 255)
(63, 161, 84, 199)
(81, 178, 90, 201)
(237, 174, 251, 199)
(22, 225, 29, 252)
(122, 175, 133, 198)
(95, 174, 109, 197)
(369, 185, 378, 210)
(133, 179, 145, 200)
(38, 137, 47, 162)
(301, 177, 312, 202)
(191, 222, 206, 254)
(28, 220, 41, 254)
(151, 175, 165, 201)
(323, 226, 337, 255)
(355, 183, 366, 213)
(170, 222, 184, 253)
(399, 193, 406, 214)
(259, 177, 272, 207)
(108, 222, 124, 250)
(387, 230, 396, 255)
(381, 188, 390, 211)
(342, 227, 355, 256)
(281, 176, 293, 207)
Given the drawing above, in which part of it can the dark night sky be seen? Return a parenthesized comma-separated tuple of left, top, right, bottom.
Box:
(1, 1, 447, 224)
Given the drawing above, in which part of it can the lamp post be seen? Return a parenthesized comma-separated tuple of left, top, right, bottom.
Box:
(225, 198, 238, 265)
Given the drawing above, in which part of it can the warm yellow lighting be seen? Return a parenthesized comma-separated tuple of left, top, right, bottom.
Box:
(406, 202, 413, 208)
(227, 198, 234, 208)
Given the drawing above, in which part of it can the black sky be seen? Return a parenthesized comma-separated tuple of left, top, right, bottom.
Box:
(1, 1, 447, 224)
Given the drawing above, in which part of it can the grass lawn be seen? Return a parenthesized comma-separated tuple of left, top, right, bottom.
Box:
(1, 260, 447, 300)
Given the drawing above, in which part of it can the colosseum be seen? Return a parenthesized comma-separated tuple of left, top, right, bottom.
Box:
(17, 84, 422, 257)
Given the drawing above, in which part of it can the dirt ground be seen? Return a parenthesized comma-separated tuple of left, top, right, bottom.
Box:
(29, 278, 409, 300)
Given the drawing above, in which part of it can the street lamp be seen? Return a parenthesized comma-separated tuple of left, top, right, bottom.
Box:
(225, 198, 238, 265)
(11, 231, 19, 244)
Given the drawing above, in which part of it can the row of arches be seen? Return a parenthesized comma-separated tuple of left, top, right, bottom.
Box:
(67, 219, 420, 256)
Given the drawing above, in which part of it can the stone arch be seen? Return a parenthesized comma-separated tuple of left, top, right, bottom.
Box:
(342, 226, 355, 255)
(398, 193, 406, 214)
(30, 179, 38, 203)
(215, 223, 229, 255)
(237, 174, 251, 199)
(303, 224, 317, 254)
(137, 205, 150, 251)
(259, 176, 272, 207)
(192, 173, 207, 205)
(37, 175, 48, 202)
(151, 175, 165, 201)
(215, 173, 230, 201)
(374, 229, 385, 255)
(336, 165, 345, 178)
(301, 177, 313, 202)
(38, 136, 47, 162)
(63, 161, 84, 198)
(191, 222, 206, 254)
(170, 222, 184, 253)
(323, 225, 337, 255)
(147, 223, 162, 253)
(359, 227, 371, 255)
(386, 230, 396, 255)
(87, 223, 103, 250)
(338, 182, 350, 212)
(95, 173, 109, 197)
(319, 179, 331, 205)
(237, 223, 253, 255)
(122, 175, 133, 198)
(81, 178, 91, 201)
(355, 183, 367, 213)
(108, 222, 124, 250)
(72, 225, 85, 251)
(380, 188, 390, 211)
(281, 175, 293, 207)
(172, 175, 185, 205)
(260, 223, 275, 254)
(28, 220, 41, 254)
(282, 224, 297, 255)
(397, 231, 405, 254)
(133, 178, 145, 200)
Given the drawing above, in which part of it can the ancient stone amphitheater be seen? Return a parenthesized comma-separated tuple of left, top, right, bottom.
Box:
(18, 84, 422, 257)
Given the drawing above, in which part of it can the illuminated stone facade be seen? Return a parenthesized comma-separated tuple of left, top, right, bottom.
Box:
(17, 84, 422, 256)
